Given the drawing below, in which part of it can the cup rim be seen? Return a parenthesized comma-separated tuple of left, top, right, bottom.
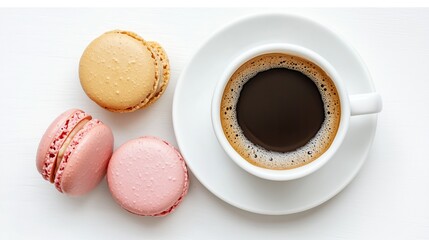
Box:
(211, 43, 351, 181)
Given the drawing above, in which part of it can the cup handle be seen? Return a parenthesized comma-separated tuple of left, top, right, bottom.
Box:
(349, 92, 383, 116)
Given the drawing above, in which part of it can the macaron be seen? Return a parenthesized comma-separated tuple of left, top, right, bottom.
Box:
(36, 109, 114, 196)
(107, 136, 189, 216)
(79, 30, 170, 113)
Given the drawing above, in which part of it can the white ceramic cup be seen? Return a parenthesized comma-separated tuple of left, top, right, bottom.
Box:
(211, 43, 382, 181)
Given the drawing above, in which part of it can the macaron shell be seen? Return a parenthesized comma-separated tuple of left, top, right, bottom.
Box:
(107, 137, 188, 216)
(37, 109, 90, 182)
(56, 120, 113, 196)
(145, 41, 170, 108)
(36, 109, 77, 174)
(79, 30, 159, 112)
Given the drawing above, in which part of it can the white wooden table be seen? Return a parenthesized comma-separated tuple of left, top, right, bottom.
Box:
(1, 8, 428, 239)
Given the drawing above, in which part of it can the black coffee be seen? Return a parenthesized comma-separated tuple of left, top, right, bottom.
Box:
(236, 68, 325, 152)
(221, 53, 341, 170)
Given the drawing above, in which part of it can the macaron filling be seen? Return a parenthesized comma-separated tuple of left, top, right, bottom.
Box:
(55, 119, 90, 173)
(54, 119, 102, 192)
(42, 110, 90, 182)
(145, 42, 170, 107)
(149, 46, 164, 97)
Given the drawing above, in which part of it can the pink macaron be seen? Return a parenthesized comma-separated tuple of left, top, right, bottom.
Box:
(107, 136, 189, 216)
(36, 109, 114, 196)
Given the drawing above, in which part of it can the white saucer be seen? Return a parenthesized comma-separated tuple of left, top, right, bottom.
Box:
(172, 13, 378, 215)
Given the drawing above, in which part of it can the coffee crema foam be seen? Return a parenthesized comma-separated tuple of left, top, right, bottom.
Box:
(220, 53, 341, 170)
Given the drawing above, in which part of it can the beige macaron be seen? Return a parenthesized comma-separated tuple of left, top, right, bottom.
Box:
(79, 30, 170, 113)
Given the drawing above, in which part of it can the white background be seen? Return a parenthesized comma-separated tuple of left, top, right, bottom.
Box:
(1, 8, 428, 239)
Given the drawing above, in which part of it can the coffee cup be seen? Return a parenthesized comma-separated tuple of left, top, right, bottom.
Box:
(211, 43, 382, 181)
